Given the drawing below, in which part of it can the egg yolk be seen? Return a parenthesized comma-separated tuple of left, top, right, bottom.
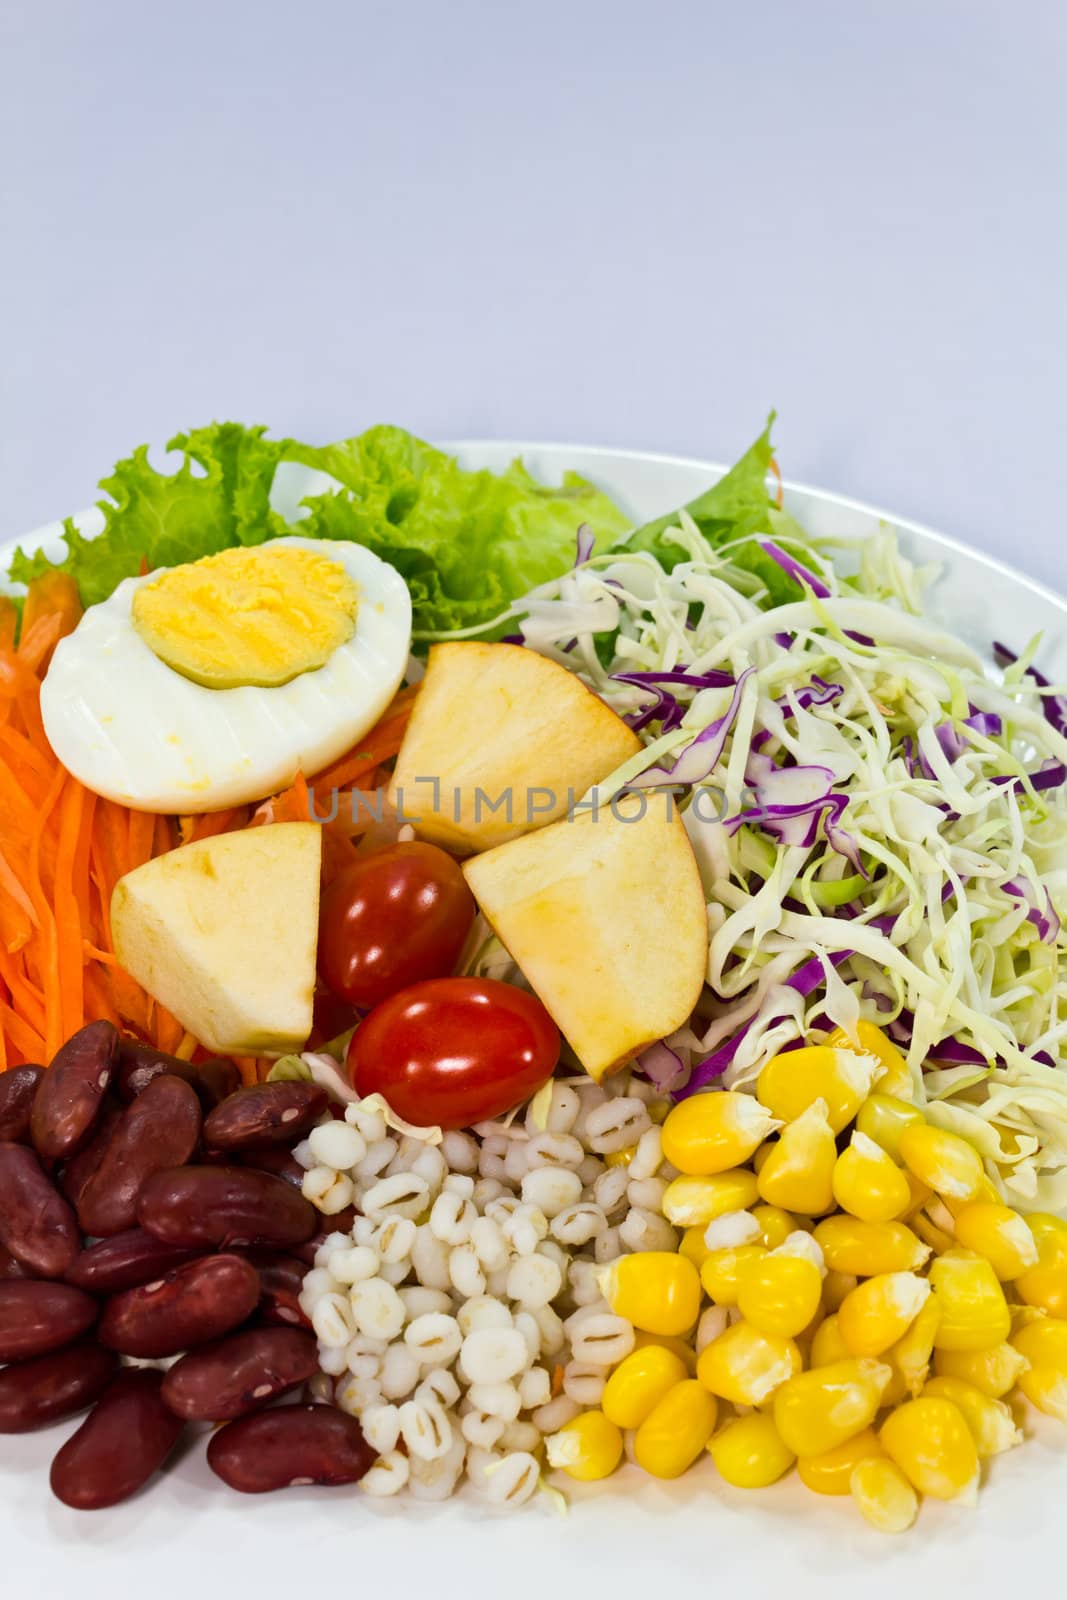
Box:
(131, 546, 360, 690)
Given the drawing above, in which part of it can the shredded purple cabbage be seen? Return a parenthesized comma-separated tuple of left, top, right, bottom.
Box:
(574, 524, 595, 567)
(725, 754, 866, 875)
(627, 669, 754, 790)
(994, 641, 1067, 736)
(774, 631, 794, 651)
(612, 667, 735, 736)
(1003, 877, 1061, 944)
(845, 629, 876, 648)
(760, 540, 832, 600)
(636, 1040, 689, 1094)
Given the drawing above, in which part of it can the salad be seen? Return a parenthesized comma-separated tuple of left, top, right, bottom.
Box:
(0, 418, 1065, 1535)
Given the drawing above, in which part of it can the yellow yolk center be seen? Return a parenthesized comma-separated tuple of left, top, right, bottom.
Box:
(131, 545, 360, 690)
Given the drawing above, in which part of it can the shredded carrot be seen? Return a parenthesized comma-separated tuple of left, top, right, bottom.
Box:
(21, 573, 82, 667)
(0, 599, 17, 655)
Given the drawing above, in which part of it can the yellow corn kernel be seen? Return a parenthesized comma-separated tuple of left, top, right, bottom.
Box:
(889, 1295, 941, 1397)
(837, 1272, 932, 1358)
(952, 1201, 1038, 1281)
(900, 1170, 934, 1219)
(545, 1410, 623, 1481)
(832, 1131, 912, 1224)
(813, 1216, 931, 1276)
(679, 1225, 712, 1271)
(661, 1169, 760, 1228)
(898, 1122, 985, 1203)
(631, 1330, 698, 1372)
(1015, 1214, 1067, 1316)
(633, 1380, 718, 1479)
(757, 1098, 836, 1215)
(597, 1251, 701, 1336)
(601, 1344, 689, 1430)
(707, 1412, 796, 1489)
(826, 1020, 911, 1100)
(911, 1208, 957, 1257)
(822, 1269, 859, 1311)
(921, 1376, 1022, 1457)
(752, 1140, 775, 1175)
(736, 1248, 824, 1340)
(751, 1203, 801, 1250)
(796, 1428, 884, 1496)
(928, 1249, 1012, 1352)
(941, 1174, 1001, 1216)
(773, 1359, 893, 1457)
(810, 1313, 852, 1368)
(696, 1320, 803, 1406)
(855, 1093, 926, 1161)
(879, 1397, 979, 1502)
(661, 1091, 780, 1177)
(1011, 1316, 1067, 1421)
(604, 1146, 635, 1168)
(933, 1340, 1029, 1398)
(757, 1045, 881, 1134)
(700, 1244, 768, 1307)
(849, 1456, 919, 1534)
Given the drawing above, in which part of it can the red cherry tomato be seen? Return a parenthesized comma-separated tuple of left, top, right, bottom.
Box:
(348, 978, 560, 1129)
(318, 843, 476, 1010)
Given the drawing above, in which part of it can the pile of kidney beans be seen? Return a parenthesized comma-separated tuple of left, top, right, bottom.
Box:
(0, 1020, 374, 1510)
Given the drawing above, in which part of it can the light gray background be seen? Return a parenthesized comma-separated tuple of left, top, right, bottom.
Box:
(2, 0, 1064, 590)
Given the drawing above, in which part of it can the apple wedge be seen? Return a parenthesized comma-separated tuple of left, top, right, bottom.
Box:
(463, 790, 707, 1080)
(111, 822, 322, 1055)
(388, 642, 642, 853)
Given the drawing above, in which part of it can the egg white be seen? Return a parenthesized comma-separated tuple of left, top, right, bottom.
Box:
(41, 537, 412, 813)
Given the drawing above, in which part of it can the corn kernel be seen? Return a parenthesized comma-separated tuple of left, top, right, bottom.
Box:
(849, 1456, 919, 1534)
(898, 1122, 985, 1203)
(826, 1020, 912, 1099)
(773, 1358, 893, 1457)
(633, 1380, 718, 1478)
(661, 1169, 760, 1228)
(1015, 1214, 1067, 1316)
(813, 1216, 931, 1276)
(911, 1208, 956, 1256)
(1011, 1316, 1067, 1421)
(889, 1295, 941, 1396)
(796, 1428, 884, 1496)
(700, 1244, 768, 1307)
(752, 1140, 775, 1175)
(757, 1098, 836, 1215)
(928, 1249, 1012, 1352)
(855, 1093, 926, 1161)
(921, 1376, 1022, 1457)
(832, 1131, 912, 1223)
(602, 1344, 689, 1430)
(604, 1147, 635, 1169)
(545, 1410, 623, 1481)
(952, 1201, 1038, 1281)
(632, 1330, 698, 1372)
(757, 1045, 881, 1134)
(736, 1248, 824, 1340)
(696, 1320, 802, 1406)
(597, 1251, 701, 1336)
(707, 1411, 796, 1488)
(661, 1092, 780, 1177)
(679, 1224, 712, 1271)
(942, 1174, 1002, 1215)
(810, 1313, 851, 1367)
(933, 1340, 1029, 1398)
(751, 1204, 801, 1250)
(879, 1397, 979, 1502)
(822, 1269, 859, 1311)
(900, 1170, 934, 1219)
(837, 1272, 931, 1358)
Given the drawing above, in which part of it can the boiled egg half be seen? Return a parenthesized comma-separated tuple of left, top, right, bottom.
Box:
(41, 537, 412, 812)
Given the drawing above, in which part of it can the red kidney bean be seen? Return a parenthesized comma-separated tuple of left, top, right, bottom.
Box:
(0, 1065, 44, 1142)
(139, 1166, 317, 1250)
(50, 1368, 184, 1509)
(292, 1206, 357, 1266)
(238, 1248, 312, 1329)
(31, 1021, 118, 1160)
(0, 1281, 98, 1360)
(203, 1082, 328, 1152)
(66, 1228, 200, 1295)
(239, 1145, 306, 1189)
(0, 1341, 118, 1433)
(162, 1326, 319, 1421)
(0, 1142, 81, 1277)
(57, 1100, 122, 1211)
(115, 1039, 240, 1109)
(0, 1246, 31, 1281)
(98, 1252, 260, 1358)
(207, 1404, 375, 1493)
(76, 1075, 202, 1237)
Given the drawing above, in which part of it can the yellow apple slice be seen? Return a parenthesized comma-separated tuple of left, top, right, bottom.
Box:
(463, 791, 707, 1080)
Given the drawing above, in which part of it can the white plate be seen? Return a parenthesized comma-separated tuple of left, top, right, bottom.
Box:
(2, 445, 1065, 1598)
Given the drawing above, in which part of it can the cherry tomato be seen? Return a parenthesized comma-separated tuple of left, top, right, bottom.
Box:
(348, 978, 560, 1129)
(318, 843, 476, 1010)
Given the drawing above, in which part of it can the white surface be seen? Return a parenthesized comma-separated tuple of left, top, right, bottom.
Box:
(2, 443, 1066, 1598)
(2, 0, 1067, 595)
